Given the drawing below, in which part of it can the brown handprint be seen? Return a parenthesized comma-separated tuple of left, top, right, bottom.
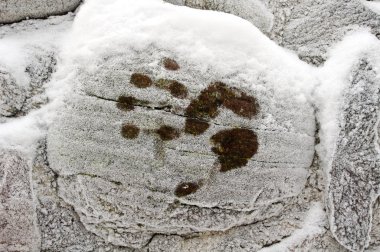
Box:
(117, 58, 259, 197)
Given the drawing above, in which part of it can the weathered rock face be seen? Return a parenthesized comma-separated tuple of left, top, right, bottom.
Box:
(46, 0, 316, 248)
(0, 150, 40, 252)
(167, 0, 380, 65)
(0, 46, 56, 119)
(0, 0, 81, 24)
(328, 58, 380, 252)
(164, 0, 274, 34)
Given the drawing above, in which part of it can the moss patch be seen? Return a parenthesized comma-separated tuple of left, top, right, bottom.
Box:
(211, 128, 258, 172)
(155, 125, 180, 141)
(184, 118, 210, 135)
(175, 182, 199, 197)
(130, 73, 152, 88)
(163, 58, 180, 71)
(121, 124, 140, 139)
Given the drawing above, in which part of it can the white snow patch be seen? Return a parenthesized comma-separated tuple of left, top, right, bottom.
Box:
(314, 30, 380, 172)
(0, 15, 74, 157)
(63, 0, 316, 98)
(362, 0, 380, 15)
(258, 202, 326, 252)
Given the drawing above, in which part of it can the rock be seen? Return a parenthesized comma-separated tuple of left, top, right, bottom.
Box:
(164, 0, 274, 34)
(0, 68, 26, 117)
(0, 0, 81, 24)
(47, 0, 315, 248)
(0, 150, 40, 252)
(0, 47, 56, 118)
(279, 0, 380, 65)
(170, 0, 380, 65)
(328, 58, 380, 251)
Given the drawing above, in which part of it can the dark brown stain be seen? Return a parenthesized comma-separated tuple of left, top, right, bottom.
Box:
(184, 118, 210, 135)
(169, 81, 188, 99)
(211, 128, 258, 172)
(121, 124, 140, 139)
(163, 58, 180, 71)
(155, 125, 180, 141)
(130, 73, 152, 88)
(185, 82, 258, 121)
(155, 79, 188, 99)
(116, 96, 136, 111)
(175, 182, 199, 197)
(222, 93, 258, 118)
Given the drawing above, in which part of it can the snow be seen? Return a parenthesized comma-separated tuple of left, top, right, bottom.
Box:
(0, 15, 74, 157)
(362, 0, 380, 15)
(314, 30, 380, 172)
(64, 0, 316, 97)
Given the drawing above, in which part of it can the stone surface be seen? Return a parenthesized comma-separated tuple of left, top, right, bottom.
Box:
(168, 0, 380, 65)
(46, 0, 316, 248)
(328, 58, 380, 252)
(0, 150, 40, 252)
(0, 47, 56, 118)
(164, 0, 274, 34)
(0, 0, 81, 24)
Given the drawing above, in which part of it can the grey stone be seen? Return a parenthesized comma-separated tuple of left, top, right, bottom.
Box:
(47, 44, 315, 248)
(0, 150, 40, 252)
(328, 58, 380, 252)
(0, 0, 81, 24)
(164, 0, 274, 34)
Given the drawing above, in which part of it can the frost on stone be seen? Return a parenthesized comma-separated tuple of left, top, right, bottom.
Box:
(46, 0, 316, 248)
(164, 0, 274, 34)
(280, 0, 380, 65)
(0, 0, 81, 24)
(0, 68, 26, 117)
(328, 59, 380, 252)
(0, 150, 40, 252)
(0, 46, 57, 118)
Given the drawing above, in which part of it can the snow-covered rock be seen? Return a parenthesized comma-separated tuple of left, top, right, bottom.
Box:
(164, 0, 274, 34)
(328, 58, 380, 252)
(46, 0, 316, 248)
(0, 0, 81, 24)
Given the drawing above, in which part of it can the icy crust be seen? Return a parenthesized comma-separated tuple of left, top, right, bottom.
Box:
(46, 0, 317, 248)
(0, 0, 81, 24)
(328, 58, 380, 252)
(0, 150, 40, 252)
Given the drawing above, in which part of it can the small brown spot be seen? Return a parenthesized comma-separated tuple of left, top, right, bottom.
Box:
(155, 125, 180, 141)
(211, 128, 258, 172)
(155, 78, 173, 89)
(163, 58, 180, 71)
(185, 118, 210, 135)
(175, 182, 199, 197)
(116, 96, 136, 111)
(121, 124, 140, 139)
(223, 93, 258, 118)
(169, 81, 188, 99)
(130, 73, 152, 88)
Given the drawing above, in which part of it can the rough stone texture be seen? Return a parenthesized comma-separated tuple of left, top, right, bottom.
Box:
(0, 46, 57, 119)
(279, 0, 380, 65)
(0, 0, 81, 24)
(328, 58, 380, 252)
(168, 0, 380, 65)
(0, 150, 40, 252)
(0, 67, 26, 117)
(164, 0, 274, 34)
